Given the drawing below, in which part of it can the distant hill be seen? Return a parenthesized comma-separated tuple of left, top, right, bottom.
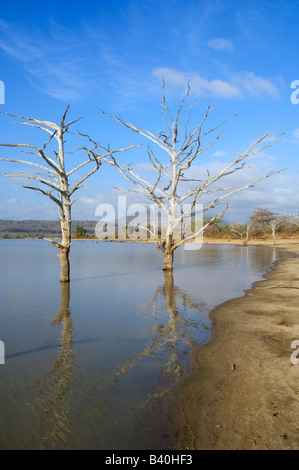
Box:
(0, 211, 198, 239)
(0, 220, 97, 238)
(0, 208, 170, 239)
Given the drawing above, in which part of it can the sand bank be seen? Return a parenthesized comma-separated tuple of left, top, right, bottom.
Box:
(167, 241, 299, 450)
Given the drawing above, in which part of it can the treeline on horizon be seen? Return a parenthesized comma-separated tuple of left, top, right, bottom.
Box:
(0, 208, 299, 240)
(0, 220, 97, 238)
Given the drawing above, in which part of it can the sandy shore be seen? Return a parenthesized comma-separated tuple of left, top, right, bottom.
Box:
(166, 240, 299, 450)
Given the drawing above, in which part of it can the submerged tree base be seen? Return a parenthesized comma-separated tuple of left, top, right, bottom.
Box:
(59, 246, 71, 283)
(162, 250, 174, 271)
(162, 266, 174, 271)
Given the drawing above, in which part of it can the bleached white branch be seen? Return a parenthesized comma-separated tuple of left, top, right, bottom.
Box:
(0, 156, 57, 174)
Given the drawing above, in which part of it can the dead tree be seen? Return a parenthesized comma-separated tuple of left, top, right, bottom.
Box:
(229, 223, 250, 245)
(250, 208, 287, 244)
(281, 212, 299, 238)
(268, 217, 286, 245)
(84, 82, 284, 271)
(0, 107, 132, 281)
(243, 223, 251, 246)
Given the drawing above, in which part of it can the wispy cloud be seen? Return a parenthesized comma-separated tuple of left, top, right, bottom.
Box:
(231, 71, 280, 99)
(152, 67, 280, 100)
(212, 150, 229, 157)
(293, 128, 299, 139)
(208, 38, 234, 52)
(0, 20, 97, 102)
(152, 67, 242, 98)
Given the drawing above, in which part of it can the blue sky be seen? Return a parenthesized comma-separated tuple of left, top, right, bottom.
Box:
(0, 0, 299, 223)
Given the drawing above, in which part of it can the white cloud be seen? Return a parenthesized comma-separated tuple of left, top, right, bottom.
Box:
(293, 128, 299, 139)
(152, 68, 187, 88)
(152, 67, 242, 98)
(194, 77, 242, 98)
(208, 38, 234, 52)
(231, 71, 280, 100)
(212, 150, 229, 157)
(152, 67, 280, 100)
(135, 162, 156, 172)
(0, 196, 57, 220)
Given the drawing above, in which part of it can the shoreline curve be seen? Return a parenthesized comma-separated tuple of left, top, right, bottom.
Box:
(165, 241, 299, 450)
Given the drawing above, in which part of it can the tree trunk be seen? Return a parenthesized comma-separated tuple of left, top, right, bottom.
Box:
(162, 234, 174, 271)
(272, 227, 276, 245)
(59, 245, 70, 282)
(163, 249, 174, 270)
(58, 164, 72, 281)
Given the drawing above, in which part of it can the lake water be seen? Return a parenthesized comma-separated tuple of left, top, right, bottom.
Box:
(0, 240, 275, 449)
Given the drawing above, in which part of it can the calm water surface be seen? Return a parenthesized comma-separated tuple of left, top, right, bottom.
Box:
(0, 240, 275, 449)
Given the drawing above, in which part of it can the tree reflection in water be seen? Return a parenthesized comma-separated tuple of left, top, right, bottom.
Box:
(27, 282, 77, 449)
(101, 270, 208, 417)
(26, 272, 208, 448)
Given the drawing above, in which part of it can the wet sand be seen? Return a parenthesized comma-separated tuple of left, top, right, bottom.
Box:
(167, 241, 299, 450)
